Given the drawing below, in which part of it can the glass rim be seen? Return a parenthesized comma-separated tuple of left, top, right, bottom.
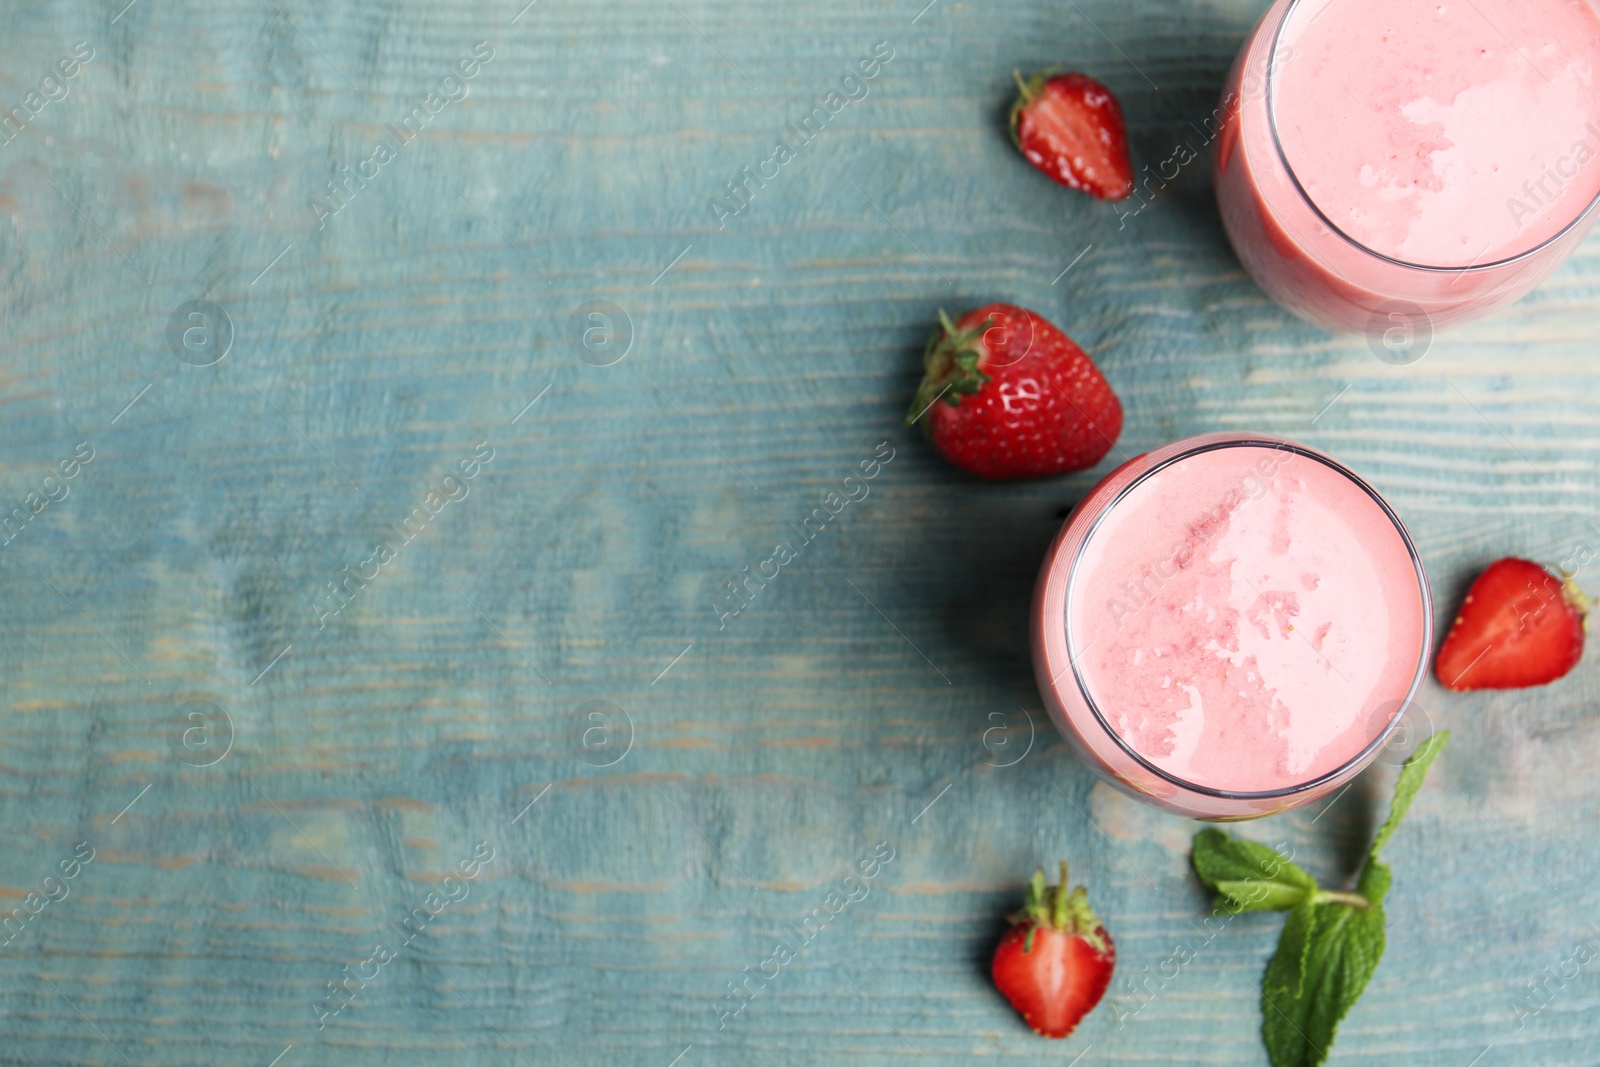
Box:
(1062, 435, 1434, 801)
(1263, 0, 1600, 274)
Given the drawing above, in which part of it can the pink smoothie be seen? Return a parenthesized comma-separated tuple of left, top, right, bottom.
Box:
(1066, 444, 1427, 794)
(1214, 0, 1600, 330)
(1272, 0, 1600, 267)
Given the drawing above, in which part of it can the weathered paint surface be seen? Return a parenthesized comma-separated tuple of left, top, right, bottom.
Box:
(0, 0, 1597, 1063)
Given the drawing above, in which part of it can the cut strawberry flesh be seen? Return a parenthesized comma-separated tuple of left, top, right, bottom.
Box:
(1435, 558, 1587, 690)
(993, 925, 1114, 1038)
(1013, 73, 1134, 200)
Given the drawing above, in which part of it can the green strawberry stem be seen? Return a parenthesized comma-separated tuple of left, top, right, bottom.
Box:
(1008, 70, 1055, 149)
(1013, 69, 1041, 104)
(1559, 570, 1593, 630)
(904, 311, 995, 430)
(1008, 860, 1108, 955)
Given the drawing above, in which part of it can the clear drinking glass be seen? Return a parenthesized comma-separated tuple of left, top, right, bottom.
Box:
(1031, 433, 1432, 820)
(1213, 0, 1600, 337)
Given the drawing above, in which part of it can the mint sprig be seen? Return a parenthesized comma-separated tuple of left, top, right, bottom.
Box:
(1191, 731, 1449, 1067)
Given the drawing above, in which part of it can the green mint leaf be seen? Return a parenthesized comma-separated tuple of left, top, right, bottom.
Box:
(1261, 899, 1386, 1067)
(1192, 828, 1315, 912)
(1258, 730, 1446, 1067)
(1357, 855, 1392, 910)
(1263, 894, 1318, 1001)
(1370, 730, 1449, 859)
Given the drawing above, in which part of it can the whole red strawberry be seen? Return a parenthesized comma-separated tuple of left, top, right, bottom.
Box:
(1436, 558, 1589, 690)
(906, 304, 1122, 479)
(992, 862, 1115, 1039)
(1010, 71, 1134, 199)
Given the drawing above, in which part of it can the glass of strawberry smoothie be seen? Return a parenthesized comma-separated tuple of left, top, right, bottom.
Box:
(1031, 433, 1431, 820)
(1213, 0, 1600, 334)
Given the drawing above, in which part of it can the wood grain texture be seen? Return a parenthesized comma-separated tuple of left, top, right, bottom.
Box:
(0, 0, 1598, 1063)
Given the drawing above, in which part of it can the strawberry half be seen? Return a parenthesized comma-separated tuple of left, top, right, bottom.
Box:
(905, 304, 1122, 479)
(1435, 558, 1590, 691)
(1009, 71, 1134, 199)
(992, 862, 1115, 1039)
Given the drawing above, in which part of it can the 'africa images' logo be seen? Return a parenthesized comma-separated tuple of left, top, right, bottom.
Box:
(1506, 120, 1600, 233)
(708, 41, 894, 230)
(308, 43, 495, 230)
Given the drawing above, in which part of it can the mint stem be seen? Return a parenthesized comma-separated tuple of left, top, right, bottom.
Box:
(1311, 889, 1369, 909)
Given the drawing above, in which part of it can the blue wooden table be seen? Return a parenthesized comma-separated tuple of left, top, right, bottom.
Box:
(2, 0, 1598, 1063)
